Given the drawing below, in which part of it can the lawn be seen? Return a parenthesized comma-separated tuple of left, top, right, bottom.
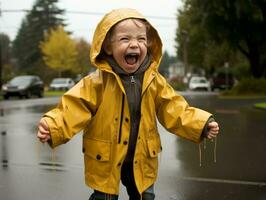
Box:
(254, 102, 266, 110)
(44, 90, 65, 97)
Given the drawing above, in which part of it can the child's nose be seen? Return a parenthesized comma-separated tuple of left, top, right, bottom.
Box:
(129, 39, 139, 47)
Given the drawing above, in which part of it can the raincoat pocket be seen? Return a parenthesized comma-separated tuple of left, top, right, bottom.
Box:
(143, 135, 162, 178)
(147, 135, 162, 158)
(83, 137, 111, 161)
(83, 137, 112, 182)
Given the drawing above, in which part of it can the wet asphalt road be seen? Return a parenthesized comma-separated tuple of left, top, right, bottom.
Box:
(0, 92, 266, 200)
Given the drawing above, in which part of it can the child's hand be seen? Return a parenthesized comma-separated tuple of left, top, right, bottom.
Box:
(206, 121, 219, 140)
(37, 118, 51, 143)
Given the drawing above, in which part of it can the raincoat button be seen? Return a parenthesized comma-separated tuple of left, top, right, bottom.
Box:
(125, 118, 129, 122)
(82, 148, 85, 153)
(153, 150, 156, 155)
(117, 162, 122, 166)
(134, 160, 138, 164)
(123, 141, 128, 145)
(96, 154, 101, 160)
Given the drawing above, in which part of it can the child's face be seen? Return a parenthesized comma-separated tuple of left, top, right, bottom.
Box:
(104, 19, 148, 74)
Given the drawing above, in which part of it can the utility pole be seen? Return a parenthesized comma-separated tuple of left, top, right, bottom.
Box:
(182, 29, 189, 84)
(224, 62, 229, 90)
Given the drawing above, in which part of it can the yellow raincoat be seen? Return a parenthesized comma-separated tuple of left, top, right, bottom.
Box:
(44, 8, 212, 195)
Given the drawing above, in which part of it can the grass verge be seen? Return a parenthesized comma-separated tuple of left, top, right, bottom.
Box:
(44, 90, 65, 97)
(254, 102, 266, 110)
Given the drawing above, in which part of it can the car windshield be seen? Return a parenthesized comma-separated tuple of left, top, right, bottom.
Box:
(9, 76, 32, 86)
(52, 78, 68, 84)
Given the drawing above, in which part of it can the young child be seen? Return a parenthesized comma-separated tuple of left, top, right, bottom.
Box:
(37, 8, 219, 200)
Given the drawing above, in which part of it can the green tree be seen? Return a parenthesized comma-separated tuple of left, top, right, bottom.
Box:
(159, 51, 170, 77)
(177, 0, 266, 78)
(159, 51, 177, 77)
(0, 33, 14, 86)
(176, 4, 206, 69)
(40, 26, 77, 77)
(176, 3, 238, 76)
(12, 0, 65, 75)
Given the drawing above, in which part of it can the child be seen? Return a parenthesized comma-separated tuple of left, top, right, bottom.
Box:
(37, 8, 219, 200)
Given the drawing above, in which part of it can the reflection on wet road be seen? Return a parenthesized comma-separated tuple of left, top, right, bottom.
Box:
(0, 94, 266, 200)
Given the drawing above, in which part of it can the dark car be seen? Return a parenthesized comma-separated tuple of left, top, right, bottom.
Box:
(2, 75, 44, 99)
(210, 72, 236, 91)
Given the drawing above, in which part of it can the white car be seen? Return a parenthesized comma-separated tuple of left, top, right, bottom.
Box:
(49, 78, 75, 91)
(188, 76, 210, 91)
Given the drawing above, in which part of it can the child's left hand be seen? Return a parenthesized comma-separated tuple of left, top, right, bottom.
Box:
(206, 121, 219, 140)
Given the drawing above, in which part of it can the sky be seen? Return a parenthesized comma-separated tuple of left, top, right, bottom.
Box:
(0, 0, 183, 56)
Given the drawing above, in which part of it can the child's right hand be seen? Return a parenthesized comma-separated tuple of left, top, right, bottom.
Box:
(37, 118, 51, 143)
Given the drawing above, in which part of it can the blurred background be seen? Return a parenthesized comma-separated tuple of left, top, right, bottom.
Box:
(0, 0, 266, 98)
(0, 0, 266, 200)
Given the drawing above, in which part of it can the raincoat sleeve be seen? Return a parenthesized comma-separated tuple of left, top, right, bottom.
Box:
(155, 74, 212, 143)
(44, 72, 103, 148)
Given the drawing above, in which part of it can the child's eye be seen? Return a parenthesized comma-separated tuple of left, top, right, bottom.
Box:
(138, 37, 147, 42)
(120, 37, 129, 42)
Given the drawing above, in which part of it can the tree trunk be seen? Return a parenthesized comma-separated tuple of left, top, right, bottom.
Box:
(249, 53, 261, 78)
(245, 39, 262, 78)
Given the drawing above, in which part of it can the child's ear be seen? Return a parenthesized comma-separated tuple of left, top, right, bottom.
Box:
(103, 39, 112, 55)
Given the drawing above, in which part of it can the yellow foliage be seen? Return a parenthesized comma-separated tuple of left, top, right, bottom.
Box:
(40, 26, 77, 74)
(75, 38, 92, 74)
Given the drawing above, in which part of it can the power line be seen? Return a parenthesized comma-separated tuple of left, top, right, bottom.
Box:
(1, 9, 29, 13)
(1, 9, 176, 20)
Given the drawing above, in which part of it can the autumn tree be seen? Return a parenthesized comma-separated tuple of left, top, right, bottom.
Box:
(40, 26, 77, 77)
(75, 38, 92, 76)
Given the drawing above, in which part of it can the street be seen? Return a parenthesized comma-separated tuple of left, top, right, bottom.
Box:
(0, 92, 266, 200)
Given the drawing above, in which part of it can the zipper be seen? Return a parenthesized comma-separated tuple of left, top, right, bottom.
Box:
(130, 75, 135, 84)
(130, 75, 137, 115)
(118, 94, 125, 144)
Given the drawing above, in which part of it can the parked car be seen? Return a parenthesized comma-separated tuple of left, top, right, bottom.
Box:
(49, 78, 75, 91)
(2, 75, 44, 99)
(188, 76, 210, 91)
(210, 72, 236, 91)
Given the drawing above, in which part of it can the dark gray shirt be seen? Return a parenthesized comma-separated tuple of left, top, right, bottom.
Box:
(107, 55, 151, 162)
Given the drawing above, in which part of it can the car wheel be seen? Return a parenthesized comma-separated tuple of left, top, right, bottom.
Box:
(25, 91, 31, 99)
(38, 91, 44, 98)
(3, 95, 9, 100)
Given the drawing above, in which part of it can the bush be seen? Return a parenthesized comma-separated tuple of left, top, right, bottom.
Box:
(224, 78, 266, 95)
(169, 80, 186, 91)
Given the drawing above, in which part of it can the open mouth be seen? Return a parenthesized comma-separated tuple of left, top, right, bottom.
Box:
(125, 53, 139, 65)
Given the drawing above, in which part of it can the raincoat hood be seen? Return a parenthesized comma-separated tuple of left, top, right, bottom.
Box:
(90, 8, 162, 71)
